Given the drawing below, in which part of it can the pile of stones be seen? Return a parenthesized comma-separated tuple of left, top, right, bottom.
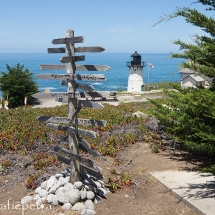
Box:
(21, 168, 109, 215)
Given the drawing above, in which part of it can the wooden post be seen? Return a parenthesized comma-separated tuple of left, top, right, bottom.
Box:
(66, 29, 80, 183)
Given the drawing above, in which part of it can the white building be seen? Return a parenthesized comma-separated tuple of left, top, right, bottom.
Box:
(180, 62, 212, 88)
(127, 51, 145, 93)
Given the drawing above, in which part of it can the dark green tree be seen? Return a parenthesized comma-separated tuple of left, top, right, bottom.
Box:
(151, 0, 215, 157)
(0, 63, 39, 108)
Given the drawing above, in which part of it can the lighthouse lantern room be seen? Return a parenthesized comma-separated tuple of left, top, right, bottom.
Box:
(126, 51, 145, 93)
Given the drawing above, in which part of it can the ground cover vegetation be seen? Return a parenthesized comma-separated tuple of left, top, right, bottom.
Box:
(0, 63, 39, 108)
(0, 102, 165, 191)
(150, 0, 215, 172)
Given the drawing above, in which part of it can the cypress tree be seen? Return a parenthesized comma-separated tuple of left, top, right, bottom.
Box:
(0, 63, 39, 108)
(151, 0, 215, 157)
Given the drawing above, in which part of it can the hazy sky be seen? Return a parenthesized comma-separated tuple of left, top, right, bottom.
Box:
(0, 0, 212, 53)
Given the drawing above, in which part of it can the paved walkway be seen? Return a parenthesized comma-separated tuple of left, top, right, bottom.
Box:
(150, 170, 215, 215)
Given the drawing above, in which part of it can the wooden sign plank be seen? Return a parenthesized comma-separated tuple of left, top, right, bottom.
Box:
(32, 91, 106, 99)
(79, 100, 104, 109)
(47, 46, 105, 53)
(37, 116, 107, 127)
(55, 98, 104, 109)
(75, 46, 105, 53)
(36, 74, 106, 81)
(68, 127, 96, 139)
(50, 146, 101, 171)
(60, 136, 91, 152)
(57, 156, 103, 179)
(52, 36, 84, 44)
(81, 165, 103, 180)
(46, 123, 97, 138)
(47, 48, 65, 53)
(77, 65, 110, 71)
(60, 55, 85, 63)
(61, 80, 95, 92)
(40, 64, 110, 71)
(76, 83, 94, 92)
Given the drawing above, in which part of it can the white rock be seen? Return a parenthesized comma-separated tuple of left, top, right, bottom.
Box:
(85, 200, 94, 210)
(46, 176, 57, 191)
(81, 209, 96, 215)
(52, 195, 59, 206)
(36, 197, 46, 207)
(62, 202, 72, 210)
(86, 191, 95, 200)
(64, 183, 74, 190)
(85, 184, 96, 192)
(48, 181, 61, 194)
(33, 194, 40, 201)
(57, 191, 70, 204)
(38, 188, 48, 198)
(55, 187, 67, 195)
(40, 180, 47, 190)
(98, 188, 109, 197)
(65, 176, 70, 182)
(80, 188, 87, 200)
(55, 173, 64, 179)
(68, 189, 81, 205)
(94, 195, 101, 204)
(46, 194, 54, 204)
(94, 181, 102, 188)
(84, 178, 97, 187)
(59, 177, 68, 186)
(35, 186, 42, 194)
(72, 202, 86, 212)
(74, 181, 83, 190)
(21, 196, 33, 205)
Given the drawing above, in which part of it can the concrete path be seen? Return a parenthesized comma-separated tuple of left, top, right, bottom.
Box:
(150, 170, 215, 215)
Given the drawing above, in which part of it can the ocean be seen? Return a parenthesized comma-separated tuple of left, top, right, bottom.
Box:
(0, 53, 184, 97)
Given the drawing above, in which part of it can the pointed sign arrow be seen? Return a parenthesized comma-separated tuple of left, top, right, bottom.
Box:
(52, 36, 84, 44)
(36, 74, 106, 81)
(47, 46, 105, 53)
(46, 123, 96, 138)
(49, 146, 101, 171)
(60, 55, 85, 63)
(37, 116, 107, 127)
(40, 64, 111, 71)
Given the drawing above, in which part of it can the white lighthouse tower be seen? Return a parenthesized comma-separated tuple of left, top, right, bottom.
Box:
(127, 51, 145, 93)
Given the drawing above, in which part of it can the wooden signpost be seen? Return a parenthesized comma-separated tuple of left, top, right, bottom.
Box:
(33, 29, 110, 183)
(40, 64, 111, 71)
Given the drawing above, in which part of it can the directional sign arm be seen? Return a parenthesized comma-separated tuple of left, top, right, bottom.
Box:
(52, 36, 84, 44)
(37, 116, 107, 127)
(60, 55, 85, 63)
(75, 46, 105, 53)
(40, 64, 110, 71)
(47, 48, 66, 53)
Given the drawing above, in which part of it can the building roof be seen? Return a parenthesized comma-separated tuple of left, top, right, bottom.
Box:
(182, 74, 205, 82)
(131, 51, 141, 57)
(180, 68, 196, 73)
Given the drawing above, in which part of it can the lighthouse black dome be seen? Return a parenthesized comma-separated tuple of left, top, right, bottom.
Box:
(126, 51, 145, 67)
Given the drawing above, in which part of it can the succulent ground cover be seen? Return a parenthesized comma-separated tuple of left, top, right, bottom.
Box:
(0, 101, 170, 192)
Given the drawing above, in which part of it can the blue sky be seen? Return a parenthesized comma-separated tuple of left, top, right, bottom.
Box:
(0, 0, 212, 53)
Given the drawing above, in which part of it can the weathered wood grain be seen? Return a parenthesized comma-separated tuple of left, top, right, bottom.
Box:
(52, 36, 84, 44)
(36, 74, 106, 81)
(50, 146, 101, 171)
(47, 48, 65, 53)
(60, 136, 91, 152)
(75, 46, 105, 53)
(60, 55, 85, 63)
(37, 116, 107, 127)
(46, 123, 97, 138)
(76, 83, 94, 92)
(40, 64, 110, 71)
(56, 156, 103, 179)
